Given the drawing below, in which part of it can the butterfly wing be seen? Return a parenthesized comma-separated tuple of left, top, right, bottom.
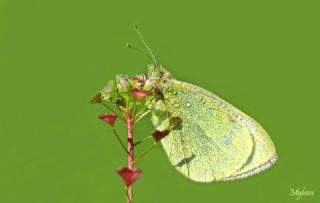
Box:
(152, 80, 277, 182)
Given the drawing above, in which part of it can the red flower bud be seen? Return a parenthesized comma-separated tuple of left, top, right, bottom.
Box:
(131, 88, 149, 101)
(99, 113, 117, 127)
(151, 129, 170, 142)
(116, 167, 142, 187)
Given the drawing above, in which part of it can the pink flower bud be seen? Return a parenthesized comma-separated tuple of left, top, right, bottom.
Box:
(99, 113, 117, 127)
(116, 167, 142, 187)
(151, 129, 170, 142)
(131, 88, 149, 101)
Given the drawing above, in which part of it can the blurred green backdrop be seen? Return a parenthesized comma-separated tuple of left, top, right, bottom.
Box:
(0, 0, 319, 203)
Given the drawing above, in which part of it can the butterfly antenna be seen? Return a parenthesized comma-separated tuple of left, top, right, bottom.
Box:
(125, 43, 154, 62)
(133, 24, 157, 65)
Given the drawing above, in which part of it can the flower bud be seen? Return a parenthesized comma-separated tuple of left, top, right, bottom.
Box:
(99, 113, 117, 127)
(90, 92, 103, 104)
(151, 129, 170, 142)
(101, 80, 116, 100)
(131, 88, 149, 101)
(116, 74, 130, 92)
(116, 167, 142, 187)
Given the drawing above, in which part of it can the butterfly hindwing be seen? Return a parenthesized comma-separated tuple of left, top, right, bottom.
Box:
(152, 80, 277, 182)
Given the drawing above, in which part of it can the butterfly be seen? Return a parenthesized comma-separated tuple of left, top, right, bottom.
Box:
(148, 64, 277, 182)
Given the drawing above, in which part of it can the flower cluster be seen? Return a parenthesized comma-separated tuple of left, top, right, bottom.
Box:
(91, 74, 159, 108)
(91, 66, 182, 190)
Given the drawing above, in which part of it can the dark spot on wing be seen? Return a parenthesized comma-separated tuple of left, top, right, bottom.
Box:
(175, 154, 196, 168)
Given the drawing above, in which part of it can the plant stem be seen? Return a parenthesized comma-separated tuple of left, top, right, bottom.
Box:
(126, 109, 134, 203)
(134, 109, 151, 123)
(133, 144, 158, 164)
(111, 128, 128, 154)
(133, 135, 152, 146)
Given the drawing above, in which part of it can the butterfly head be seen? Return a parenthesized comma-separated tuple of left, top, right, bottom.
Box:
(147, 64, 172, 84)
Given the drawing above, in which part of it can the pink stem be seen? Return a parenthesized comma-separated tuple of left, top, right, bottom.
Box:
(126, 110, 134, 203)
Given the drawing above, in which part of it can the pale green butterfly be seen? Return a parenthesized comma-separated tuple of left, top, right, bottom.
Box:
(135, 26, 277, 183)
(149, 65, 277, 182)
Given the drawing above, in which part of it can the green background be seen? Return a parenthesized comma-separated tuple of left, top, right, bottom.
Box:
(0, 0, 319, 202)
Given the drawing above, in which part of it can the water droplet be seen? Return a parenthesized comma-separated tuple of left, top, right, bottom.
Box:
(221, 103, 226, 108)
(237, 115, 242, 120)
(174, 103, 180, 108)
(186, 103, 191, 107)
(201, 98, 206, 104)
